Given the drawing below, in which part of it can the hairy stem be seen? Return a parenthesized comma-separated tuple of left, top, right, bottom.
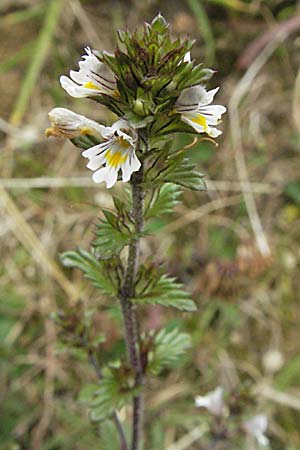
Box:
(120, 167, 144, 450)
(88, 352, 128, 450)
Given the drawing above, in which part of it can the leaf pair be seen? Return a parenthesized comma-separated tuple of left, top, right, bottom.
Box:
(79, 327, 191, 422)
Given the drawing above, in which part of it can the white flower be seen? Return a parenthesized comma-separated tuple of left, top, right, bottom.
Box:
(82, 119, 141, 188)
(243, 415, 269, 447)
(195, 386, 224, 416)
(46, 107, 104, 138)
(175, 85, 226, 138)
(60, 47, 117, 98)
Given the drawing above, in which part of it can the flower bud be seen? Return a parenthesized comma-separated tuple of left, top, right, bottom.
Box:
(133, 99, 146, 117)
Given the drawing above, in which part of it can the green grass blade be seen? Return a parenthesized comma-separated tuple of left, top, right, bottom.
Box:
(10, 0, 63, 126)
(186, 0, 215, 66)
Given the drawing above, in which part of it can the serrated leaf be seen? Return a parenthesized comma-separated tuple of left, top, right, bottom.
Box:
(60, 249, 117, 296)
(87, 368, 138, 422)
(148, 327, 191, 375)
(134, 267, 197, 312)
(93, 209, 132, 258)
(146, 151, 207, 192)
(162, 155, 207, 191)
(145, 183, 182, 220)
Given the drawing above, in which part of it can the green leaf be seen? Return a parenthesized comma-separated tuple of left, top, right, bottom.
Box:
(161, 154, 207, 191)
(60, 249, 118, 296)
(147, 327, 191, 375)
(78, 383, 99, 404)
(134, 266, 197, 312)
(123, 110, 153, 128)
(93, 208, 132, 258)
(146, 151, 207, 192)
(87, 366, 138, 422)
(145, 183, 182, 220)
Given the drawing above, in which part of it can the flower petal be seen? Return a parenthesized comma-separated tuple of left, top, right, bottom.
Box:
(181, 114, 207, 133)
(207, 127, 222, 138)
(60, 76, 101, 98)
(199, 105, 227, 124)
(176, 85, 206, 112)
(92, 166, 118, 188)
(60, 47, 117, 98)
(82, 142, 110, 159)
(76, 118, 139, 188)
(184, 51, 191, 63)
(176, 85, 222, 111)
(182, 112, 224, 137)
(121, 151, 141, 182)
(201, 87, 220, 106)
(86, 153, 107, 170)
(47, 107, 104, 138)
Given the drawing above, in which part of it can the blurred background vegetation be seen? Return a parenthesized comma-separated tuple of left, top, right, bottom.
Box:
(1, 0, 300, 449)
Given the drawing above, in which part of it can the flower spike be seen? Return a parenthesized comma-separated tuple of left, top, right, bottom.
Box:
(176, 85, 226, 138)
(82, 119, 141, 188)
(60, 47, 117, 98)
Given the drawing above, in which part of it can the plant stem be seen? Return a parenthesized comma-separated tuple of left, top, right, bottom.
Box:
(88, 351, 128, 450)
(120, 167, 144, 450)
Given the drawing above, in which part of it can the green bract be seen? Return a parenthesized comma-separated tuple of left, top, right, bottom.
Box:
(98, 14, 215, 137)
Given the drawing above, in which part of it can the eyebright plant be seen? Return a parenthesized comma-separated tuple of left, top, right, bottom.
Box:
(47, 14, 226, 450)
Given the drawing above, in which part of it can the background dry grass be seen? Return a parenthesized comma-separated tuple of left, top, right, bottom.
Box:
(1, 0, 300, 449)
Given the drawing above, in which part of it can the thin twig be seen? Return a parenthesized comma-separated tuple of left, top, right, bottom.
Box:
(237, 15, 300, 70)
(161, 195, 242, 235)
(69, 0, 104, 50)
(292, 64, 300, 134)
(164, 425, 208, 450)
(257, 384, 300, 412)
(0, 176, 278, 193)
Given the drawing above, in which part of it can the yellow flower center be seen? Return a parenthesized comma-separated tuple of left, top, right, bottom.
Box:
(190, 115, 207, 131)
(105, 150, 128, 168)
(117, 136, 131, 149)
(83, 81, 101, 91)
